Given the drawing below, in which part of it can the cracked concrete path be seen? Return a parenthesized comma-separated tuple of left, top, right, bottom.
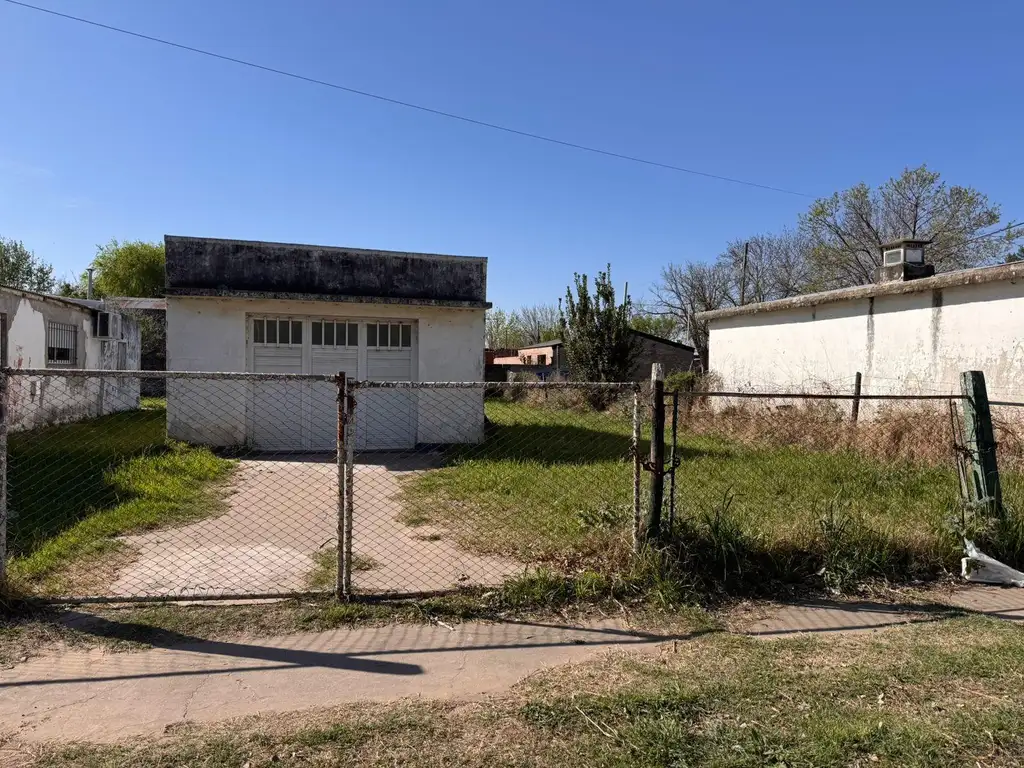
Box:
(0, 619, 668, 743)
(107, 453, 521, 598)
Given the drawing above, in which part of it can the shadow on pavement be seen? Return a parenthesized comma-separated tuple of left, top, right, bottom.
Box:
(1, 611, 702, 689)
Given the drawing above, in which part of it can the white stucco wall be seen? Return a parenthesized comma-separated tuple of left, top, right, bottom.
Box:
(166, 296, 485, 447)
(5, 294, 141, 431)
(707, 278, 1024, 399)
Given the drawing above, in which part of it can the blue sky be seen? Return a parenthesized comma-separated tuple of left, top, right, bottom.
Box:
(1, 1, 1020, 309)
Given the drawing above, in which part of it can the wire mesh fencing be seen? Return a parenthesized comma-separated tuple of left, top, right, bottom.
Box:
(345, 381, 640, 596)
(4, 367, 1024, 603)
(652, 388, 998, 590)
(2, 370, 344, 602)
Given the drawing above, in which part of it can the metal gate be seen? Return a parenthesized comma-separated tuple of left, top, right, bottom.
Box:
(2, 369, 345, 602)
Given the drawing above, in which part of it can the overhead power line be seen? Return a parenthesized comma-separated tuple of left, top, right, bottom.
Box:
(965, 221, 1023, 245)
(3, 0, 813, 198)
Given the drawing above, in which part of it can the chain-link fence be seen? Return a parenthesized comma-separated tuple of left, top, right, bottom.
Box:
(2, 370, 344, 602)
(1, 368, 1021, 603)
(346, 381, 639, 596)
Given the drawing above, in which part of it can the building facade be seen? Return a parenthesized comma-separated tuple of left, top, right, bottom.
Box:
(164, 235, 489, 451)
(2, 287, 141, 430)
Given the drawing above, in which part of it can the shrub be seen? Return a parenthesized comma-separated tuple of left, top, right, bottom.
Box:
(665, 371, 698, 394)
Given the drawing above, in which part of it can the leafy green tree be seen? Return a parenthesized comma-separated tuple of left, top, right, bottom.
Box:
(559, 264, 639, 384)
(514, 303, 561, 344)
(0, 237, 55, 292)
(91, 239, 165, 297)
(630, 311, 679, 339)
(485, 308, 526, 349)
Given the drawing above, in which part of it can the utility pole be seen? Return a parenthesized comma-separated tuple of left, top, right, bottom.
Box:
(739, 242, 749, 305)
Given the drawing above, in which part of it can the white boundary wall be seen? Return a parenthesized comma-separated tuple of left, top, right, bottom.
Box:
(707, 277, 1024, 399)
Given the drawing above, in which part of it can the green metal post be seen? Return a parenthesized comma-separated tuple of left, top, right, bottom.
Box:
(960, 370, 1002, 519)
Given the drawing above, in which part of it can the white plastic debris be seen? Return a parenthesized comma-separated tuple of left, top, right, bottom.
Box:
(962, 540, 1024, 587)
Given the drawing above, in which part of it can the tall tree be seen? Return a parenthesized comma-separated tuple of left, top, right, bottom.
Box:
(514, 303, 561, 344)
(719, 229, 811, 304)
(801, 166, 1016, 289)
(653, 262, 732, 372)
(629, 310, 680, 339)
(559, 265, 639, 383)
(0, 237, 55, 292)
(485, 308, 526, 349)
(91, 239, 165, 297)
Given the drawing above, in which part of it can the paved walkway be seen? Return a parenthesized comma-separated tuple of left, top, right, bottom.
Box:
(108, 454, 520, 598)
(735, 585, 1024, 637)
(0, 619, 669, 743)
(3, 586, 1021, 744)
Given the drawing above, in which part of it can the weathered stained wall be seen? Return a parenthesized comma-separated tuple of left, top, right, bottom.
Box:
(165, 296, 485, 447)
(5, 292, 142, 431)
(165, 236, 488, 305)
(631, 335, 695, 378)
(707, 278, 1024, 398)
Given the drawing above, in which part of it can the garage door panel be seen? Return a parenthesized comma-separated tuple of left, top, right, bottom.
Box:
(357, 389, 416, 450)
(366, 349, 413, 382)
(246, 317, 418, 452)
(250, 339, 304, 450)
(309, 349, 358, 451)
(253, 347, 302, 373)
(248, 381, 307, 451)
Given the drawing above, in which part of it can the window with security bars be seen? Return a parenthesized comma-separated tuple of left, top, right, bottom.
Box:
(312, 321, 359, 347)
(47, 321, 78, 365)
(251, 318, 303, 345)
(367, 322, 412, 349)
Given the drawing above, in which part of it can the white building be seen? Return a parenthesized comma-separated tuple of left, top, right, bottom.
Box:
(1, 287, 141, 430)
(699, 240, 1024, 399)
(164, 235, 489, 451)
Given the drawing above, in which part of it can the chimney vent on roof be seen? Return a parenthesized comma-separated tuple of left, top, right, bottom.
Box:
(875, 238, 935, 283)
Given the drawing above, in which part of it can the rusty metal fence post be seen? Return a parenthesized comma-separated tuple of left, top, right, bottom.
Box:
(336, 372, 350, 598)
(632, 382, 642, 552)
(344, 379, 355, 597)
(0, 369, 7, 589)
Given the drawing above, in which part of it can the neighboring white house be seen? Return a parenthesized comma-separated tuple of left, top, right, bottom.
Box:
(2, 287, 142, 430)
(164, 235, 489, 451)
(698, 240, 1024, 400)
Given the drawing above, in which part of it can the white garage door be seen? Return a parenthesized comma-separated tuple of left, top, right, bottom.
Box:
(358, 322, 416, 451)
(246, 316, 416, 451)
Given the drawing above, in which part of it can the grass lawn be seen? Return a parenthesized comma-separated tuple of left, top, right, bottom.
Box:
(6, 400, 236, 597)
(31, 615, 1024, 767)
(400, 399, 1019, 592)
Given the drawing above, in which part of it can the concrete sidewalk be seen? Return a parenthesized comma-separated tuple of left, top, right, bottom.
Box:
(0, 619, 673, 743)
(3, 586, 1021, 745)
(736, 585, 1024, 637)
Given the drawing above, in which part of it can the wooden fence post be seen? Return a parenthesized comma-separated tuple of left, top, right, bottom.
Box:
(960, 370, 1002, 519)
(647, 364, 665, 541)
(851, 371, 862, 423)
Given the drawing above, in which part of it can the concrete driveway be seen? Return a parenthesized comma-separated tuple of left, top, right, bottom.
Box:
(108, 454, 518, 598)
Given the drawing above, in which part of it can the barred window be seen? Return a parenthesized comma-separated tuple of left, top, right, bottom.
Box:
(47, 321, 78, 365)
